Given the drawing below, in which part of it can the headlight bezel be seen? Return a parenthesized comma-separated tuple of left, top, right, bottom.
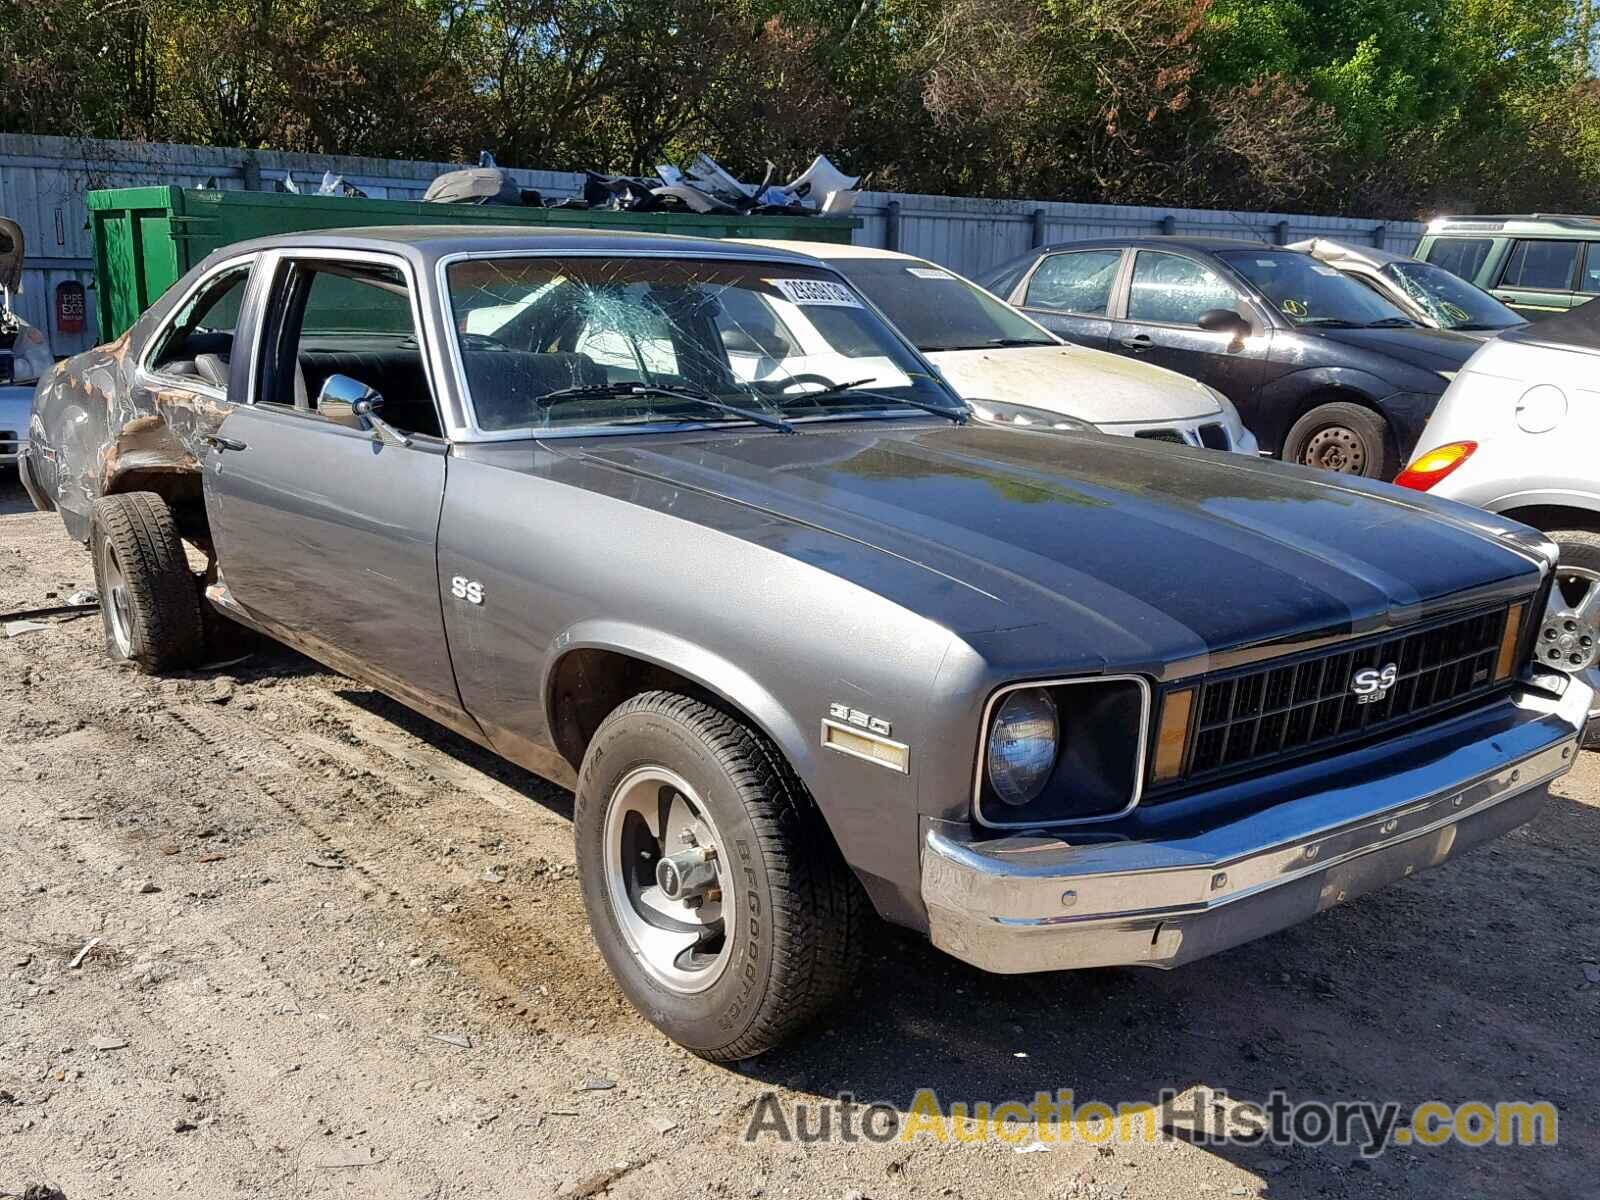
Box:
(973, 674, 1152, 830)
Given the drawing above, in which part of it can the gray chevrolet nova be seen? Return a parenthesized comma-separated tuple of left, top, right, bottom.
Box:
(20, 227, 1593, 1059)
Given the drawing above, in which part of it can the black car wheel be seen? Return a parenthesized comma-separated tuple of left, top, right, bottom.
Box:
(88, 491, 205, 673)
(575, 691, 867, 1060)
(1282, 402, 1399, 480)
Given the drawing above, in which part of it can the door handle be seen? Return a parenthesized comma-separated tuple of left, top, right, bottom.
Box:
(204, 434, 247, 452)
(1118, 335, 1154, 351)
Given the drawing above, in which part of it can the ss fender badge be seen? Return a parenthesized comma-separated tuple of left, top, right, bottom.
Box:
(449, 575, 485, 605)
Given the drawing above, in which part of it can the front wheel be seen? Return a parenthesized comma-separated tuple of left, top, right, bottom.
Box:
(575, 691, 866, 1060)
(1281, 401, 1399, 479)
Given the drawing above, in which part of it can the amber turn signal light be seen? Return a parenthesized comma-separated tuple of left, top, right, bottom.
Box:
(1151, 687, 1195, 783)
(1394, 441, 1477, 492)
(1494, 602, 1527, 682)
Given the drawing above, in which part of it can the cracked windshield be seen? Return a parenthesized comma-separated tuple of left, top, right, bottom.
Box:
(445, 257, 961, 432)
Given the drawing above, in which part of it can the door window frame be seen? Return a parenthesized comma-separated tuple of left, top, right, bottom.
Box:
(1115, 248, 1262, 332)
(247, 247, 449, 442)
(137, 253, 261, 398)
(1494, 238, 1582, 295)
(1019, 247, 1129, 316)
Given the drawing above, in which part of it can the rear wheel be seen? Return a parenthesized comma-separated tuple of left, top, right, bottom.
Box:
(89, 492, 204, 673)
(1282, 401, 1399, 479)
(575, 691, 866, 1060)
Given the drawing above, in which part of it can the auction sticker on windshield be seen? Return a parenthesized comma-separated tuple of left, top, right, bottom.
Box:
(770, 278, 863, 307)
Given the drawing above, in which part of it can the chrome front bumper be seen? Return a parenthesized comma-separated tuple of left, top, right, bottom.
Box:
(923, 678, 1589, 974)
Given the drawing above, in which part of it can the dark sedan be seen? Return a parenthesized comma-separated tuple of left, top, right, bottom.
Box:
(980, 237, 1481, 478)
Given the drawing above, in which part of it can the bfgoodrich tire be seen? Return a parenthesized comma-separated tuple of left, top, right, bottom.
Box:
(575, 691, 866, 1060)
(89, 491, 204, 673)
(1282, 401, 1399, 479)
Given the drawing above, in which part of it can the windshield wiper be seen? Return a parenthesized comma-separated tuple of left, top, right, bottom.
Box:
(535, 382, 794, 433)
(1295, 317, 1363, 328)
(988, 337, 1056, 347)
(1363, 317, 1418, 328)
(780, 378, 966, 424)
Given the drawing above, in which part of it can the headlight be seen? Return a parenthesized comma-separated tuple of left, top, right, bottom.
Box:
(976, 677, 1150, 828)
(968, 397, 1094, 432)
(987, 688, 1059, 806)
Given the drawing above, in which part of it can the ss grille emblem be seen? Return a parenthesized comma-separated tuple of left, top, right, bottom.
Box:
(1350, 662, 1398, 704)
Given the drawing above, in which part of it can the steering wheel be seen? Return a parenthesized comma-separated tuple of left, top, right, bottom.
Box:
(756, 374, 845, 395)
(457, 331, 512, 352)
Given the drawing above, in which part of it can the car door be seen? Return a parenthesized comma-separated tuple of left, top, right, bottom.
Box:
(1492, 238, 1581, 319)
(1013, 248, 1123, 349)
(201, 248, 472, 736)
(1106, 249, 1269, 404)
(1571, 243, 1600, 312)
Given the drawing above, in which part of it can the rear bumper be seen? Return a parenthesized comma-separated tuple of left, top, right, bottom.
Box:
(922, 676, 1588, 974)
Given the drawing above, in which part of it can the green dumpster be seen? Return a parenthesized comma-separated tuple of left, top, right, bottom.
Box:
(85, 185, 860, 341)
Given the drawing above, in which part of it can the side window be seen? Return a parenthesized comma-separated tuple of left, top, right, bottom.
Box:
(148, 265, 252, 388)
(1498, 240, 1580, 291)
(1127, 251, 1240, 326)
(259, 259, 442, 438)
(1422, 237, 1493, 282)
(1024, 250, 1122, 315)
(1579, 243, 1600, 295)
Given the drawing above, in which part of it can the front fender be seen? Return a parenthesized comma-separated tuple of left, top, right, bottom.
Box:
(544, 618, 816, 786)
(1252, 366, 1385, 449)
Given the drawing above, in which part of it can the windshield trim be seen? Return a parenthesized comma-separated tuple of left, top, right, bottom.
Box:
(433, 247, 968, 442)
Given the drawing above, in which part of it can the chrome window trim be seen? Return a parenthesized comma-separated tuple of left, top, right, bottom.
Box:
(972, 673, 1152, 830)
(431, 247, 962, 443)
(253, 246, 446, 430)
(135, 252, 259, 395)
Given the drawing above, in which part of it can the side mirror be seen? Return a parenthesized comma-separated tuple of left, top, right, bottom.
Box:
(315, 373, 410, 446)
(1197, 308, 1250, 338)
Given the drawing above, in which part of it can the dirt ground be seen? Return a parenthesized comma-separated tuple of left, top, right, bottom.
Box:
(1, 472, 1596, 1200)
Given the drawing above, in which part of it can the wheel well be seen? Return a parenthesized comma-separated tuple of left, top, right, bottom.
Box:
(104, 469, 210, 546)
(547, 649, 729, 772)
(1292, 388, 1381, 428)
(1497, 504, 1600, 537)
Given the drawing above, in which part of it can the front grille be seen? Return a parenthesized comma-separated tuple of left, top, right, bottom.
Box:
(1197, 422, 1230, 450)
(1135, 428, 1187, 445)
(1154, 605, 1514, 792)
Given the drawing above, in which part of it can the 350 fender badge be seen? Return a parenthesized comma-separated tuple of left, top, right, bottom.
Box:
(828, 703, 891, 736)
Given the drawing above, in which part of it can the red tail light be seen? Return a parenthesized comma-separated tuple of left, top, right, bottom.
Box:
(1394, 441, 1476, 491)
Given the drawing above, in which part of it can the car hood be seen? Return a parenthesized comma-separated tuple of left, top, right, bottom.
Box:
(1310, 325, 1479, 372)
(924, 344, 1220, 424)
(562, 423, 1542, 673)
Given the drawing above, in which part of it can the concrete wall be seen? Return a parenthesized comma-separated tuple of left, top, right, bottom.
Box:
(0, 133, 1425, 357)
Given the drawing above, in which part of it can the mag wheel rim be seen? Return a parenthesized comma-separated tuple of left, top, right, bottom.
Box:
(602, 765, 735, 995)
(1542, 563, 1600, 672)
(102, 545, 133, 656)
